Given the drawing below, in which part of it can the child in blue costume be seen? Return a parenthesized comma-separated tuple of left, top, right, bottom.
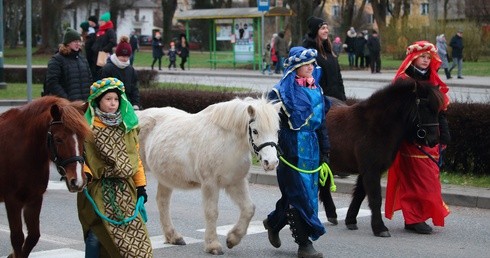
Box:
(264, 46, 331, 258)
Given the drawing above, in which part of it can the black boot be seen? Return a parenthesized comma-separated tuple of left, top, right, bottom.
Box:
(444, 68, 452, 79)
(405, 222, 433, 234)
(287, 208, 323, 258)
(263, 218, 281, 248)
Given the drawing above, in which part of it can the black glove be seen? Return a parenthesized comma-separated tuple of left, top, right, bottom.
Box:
(320, 153, 330, 165)
(85, 172, 92, 183)
(137, 186, 148, 204)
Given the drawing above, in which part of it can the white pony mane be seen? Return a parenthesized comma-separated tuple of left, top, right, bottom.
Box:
(204, 96, 279, 134)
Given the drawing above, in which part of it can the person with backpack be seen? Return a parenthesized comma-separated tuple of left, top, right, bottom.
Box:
(44, 28, 92, 101)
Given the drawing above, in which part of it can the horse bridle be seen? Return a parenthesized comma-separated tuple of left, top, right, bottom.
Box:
(413, 82, 439, 140)
(47, 120, 85, 180)
(248, 119, 283, 157)
(412, 82, 442, 167)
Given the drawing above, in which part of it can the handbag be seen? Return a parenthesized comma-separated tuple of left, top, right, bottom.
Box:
(96, 51, 109, 66)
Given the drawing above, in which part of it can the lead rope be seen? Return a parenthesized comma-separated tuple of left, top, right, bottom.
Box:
(278, 156, 336, 192)
(83, 187, 147, 226)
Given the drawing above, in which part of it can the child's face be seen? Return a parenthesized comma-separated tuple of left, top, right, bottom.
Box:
(99, 92, 120, 114)
(117, 55, 130, 63)
(413, 53, 431, 70)
(296, 63, 314, 78)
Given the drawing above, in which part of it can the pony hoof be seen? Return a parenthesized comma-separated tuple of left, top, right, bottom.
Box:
(375, 231, 391, 237)
(327, 217, 338, 225)
(208, 249, 224, 255)
(174, 238, 187, 245)
(346, 224, 358, 230)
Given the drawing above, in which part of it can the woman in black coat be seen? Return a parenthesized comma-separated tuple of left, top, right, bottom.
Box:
(151, 32, 164, 70)
(303, 17, 346, 101)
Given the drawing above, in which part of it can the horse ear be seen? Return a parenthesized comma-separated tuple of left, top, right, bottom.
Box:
(273, 102, 282, 113)
(81, 102, 89, 114)
(50, 104, 62, 121)
(247, 105, 256, 119)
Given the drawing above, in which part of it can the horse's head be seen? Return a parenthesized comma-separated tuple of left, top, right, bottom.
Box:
(409, 80, 444, 147)
(247, 98, 281, 171)
(47, 100, 91, 192)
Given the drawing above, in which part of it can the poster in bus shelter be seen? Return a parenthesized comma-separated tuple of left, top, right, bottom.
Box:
(216, 20, 232, 41)
(233, 18, 254, 62)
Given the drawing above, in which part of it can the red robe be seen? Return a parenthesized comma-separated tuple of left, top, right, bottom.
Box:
(385, 41, 450, 226)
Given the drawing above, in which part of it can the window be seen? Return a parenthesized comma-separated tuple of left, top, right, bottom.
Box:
(332, 5, 340, 17)
(421, 3, 429, 15)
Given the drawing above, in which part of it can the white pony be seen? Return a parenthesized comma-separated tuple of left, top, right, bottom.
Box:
(137, 97, 281, 255)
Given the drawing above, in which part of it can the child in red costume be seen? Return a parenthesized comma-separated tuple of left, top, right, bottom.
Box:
(385, 41, 451, 234)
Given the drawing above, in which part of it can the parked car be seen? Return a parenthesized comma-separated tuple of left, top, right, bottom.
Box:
(139, 35, 152, 46)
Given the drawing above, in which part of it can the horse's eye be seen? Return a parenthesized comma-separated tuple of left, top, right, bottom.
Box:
(252, 129, 258, 135)
(55, 137, 63, 144)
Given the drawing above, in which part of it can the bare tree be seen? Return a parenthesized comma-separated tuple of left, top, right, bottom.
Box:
(36, 0, 64, 54)
(370, 0, 388, 34)
(341, 0, 355, 34)
(161, 0, 178, 42)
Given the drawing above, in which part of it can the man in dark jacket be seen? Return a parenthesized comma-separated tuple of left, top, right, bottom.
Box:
(353, 32, 366, 69)
(449, 30, 464, 79)
(45, 28, 92, 101)
(273, 31, 287, 74)
(129, 30, 139, 66)
(367, 30, 381, 73)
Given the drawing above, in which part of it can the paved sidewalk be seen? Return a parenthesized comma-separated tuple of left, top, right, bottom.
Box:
(248, 166, 490, 209)
(151, 67, 490, 88)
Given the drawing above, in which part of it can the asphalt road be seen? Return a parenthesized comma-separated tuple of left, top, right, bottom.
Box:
(1, 171, 490, 258)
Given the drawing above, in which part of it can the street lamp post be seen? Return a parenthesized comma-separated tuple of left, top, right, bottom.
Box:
(0, 0, 7, 89)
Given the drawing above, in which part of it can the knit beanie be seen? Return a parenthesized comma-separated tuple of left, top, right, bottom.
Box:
(88, 15, 98, 24)
(80, 21, 89, 32)
(115, 36, 132, 57)
(307, 16, 327, 37)
(63, 28, 81, 44)
(85, 77, 138, 132)
(100, 12, 110, 22)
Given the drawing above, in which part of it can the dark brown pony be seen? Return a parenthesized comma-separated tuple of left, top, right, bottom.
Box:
(0, 96, 91, 258)
(320, 78, 444, 237)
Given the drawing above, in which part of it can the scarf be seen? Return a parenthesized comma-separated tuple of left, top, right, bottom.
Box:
(110, 54, 130, 69)
(95, 107, 122, 127)
(295, 76, 316, 89)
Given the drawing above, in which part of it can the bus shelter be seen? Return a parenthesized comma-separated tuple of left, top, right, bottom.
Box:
(174, 7, 294, 70)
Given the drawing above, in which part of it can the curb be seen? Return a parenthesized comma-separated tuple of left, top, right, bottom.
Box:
(248, 166, 490, 210)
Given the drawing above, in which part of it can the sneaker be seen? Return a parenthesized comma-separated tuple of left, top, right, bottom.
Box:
(405, 222, 433, 234)
(457, 76, 464, 79)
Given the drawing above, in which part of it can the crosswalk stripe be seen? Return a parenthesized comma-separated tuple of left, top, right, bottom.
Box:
(4, 208, 372, 257)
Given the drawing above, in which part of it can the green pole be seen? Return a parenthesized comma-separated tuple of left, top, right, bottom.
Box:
(185, 21, 190, 69)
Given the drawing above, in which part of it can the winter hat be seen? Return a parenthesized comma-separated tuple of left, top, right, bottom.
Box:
(63, 28, 81, 44)
(85, 77, 138, 132)
(88, 15, 98, 24)
(395, 41, 449, 109)
(115, 36, 132, 57)
(79, 21, 89, 32)
(283, 47, 320, 78)
(307, 16, 327, 37)
(100, 12, 111, 22)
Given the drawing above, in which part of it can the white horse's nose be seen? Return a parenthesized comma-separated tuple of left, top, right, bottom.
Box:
(262, 157, 279, 171)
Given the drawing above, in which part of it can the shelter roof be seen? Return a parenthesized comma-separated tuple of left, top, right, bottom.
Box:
(174, 7, 294, 20)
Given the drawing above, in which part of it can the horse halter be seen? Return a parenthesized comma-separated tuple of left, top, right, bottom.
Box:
(47, 120, 85, 180)
(248, 119, 283, 157)
(413, 84, 439, 140)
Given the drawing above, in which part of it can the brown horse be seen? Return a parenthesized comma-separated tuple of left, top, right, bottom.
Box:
(0, 96, 91, 258)
(320, 78, 444, 237)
